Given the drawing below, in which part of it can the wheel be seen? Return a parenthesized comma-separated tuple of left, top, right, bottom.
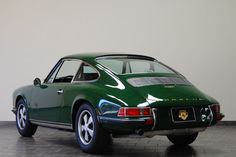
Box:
(16, 99, 37, 137)
(75, 103, 110, 154)
(167, 132, 198, 146)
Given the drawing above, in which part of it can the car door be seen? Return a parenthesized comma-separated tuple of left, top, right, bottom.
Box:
(59, 62, 100, 124)
(30, 59, 82, 123)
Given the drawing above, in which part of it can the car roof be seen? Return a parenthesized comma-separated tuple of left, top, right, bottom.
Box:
(62, 52, 156, 61)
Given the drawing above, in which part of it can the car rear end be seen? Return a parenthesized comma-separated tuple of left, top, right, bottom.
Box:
(95, 54, 224, 136)
(99, 103, 224, 137)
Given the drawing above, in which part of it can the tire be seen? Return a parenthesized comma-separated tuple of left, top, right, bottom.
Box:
(167, 132, 198, 146)
(16, 99, 37, 137)
(75, 103, 110, 154)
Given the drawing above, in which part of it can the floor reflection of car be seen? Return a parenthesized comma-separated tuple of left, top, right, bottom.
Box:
(12, 53, 224, 154)
(165, 145, 196, 156)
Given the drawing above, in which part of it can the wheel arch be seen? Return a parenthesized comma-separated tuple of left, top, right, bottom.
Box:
(15, 95, 27, 108)
(71, 98, 99, 130)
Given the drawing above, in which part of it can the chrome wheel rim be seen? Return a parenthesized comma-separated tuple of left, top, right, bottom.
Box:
(17, 104, 27, 130)
(78, 110, 94, 145)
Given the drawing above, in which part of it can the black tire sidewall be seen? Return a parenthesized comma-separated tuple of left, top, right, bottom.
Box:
(75, 103, 100, 152)
(16, 99, 31, 136)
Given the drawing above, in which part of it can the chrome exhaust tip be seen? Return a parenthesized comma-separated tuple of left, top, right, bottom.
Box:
(135, 129, 144, 136)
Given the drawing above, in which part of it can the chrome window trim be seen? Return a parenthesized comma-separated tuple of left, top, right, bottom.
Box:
(96, 55, 156, 61)
(44, 60, 64, 83)
(45, 58, 100, 84)
(95, 57, 178, 76)
(71, 61, 100, 83)
(95, 61, 120, 75)
(52, 59, 82, 84)
(48, 61, 64, 84)
(44, 59, 81, 84)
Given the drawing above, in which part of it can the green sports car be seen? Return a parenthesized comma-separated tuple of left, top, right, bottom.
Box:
(12, 53, 224, 154)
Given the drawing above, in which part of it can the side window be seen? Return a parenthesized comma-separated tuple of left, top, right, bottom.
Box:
(47, 63, 61, 83)
(53, 60, 82, 83)
(74, 63, 99, 81)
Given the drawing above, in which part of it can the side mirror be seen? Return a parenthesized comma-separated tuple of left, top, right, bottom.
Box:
(33, 78, 41, 86)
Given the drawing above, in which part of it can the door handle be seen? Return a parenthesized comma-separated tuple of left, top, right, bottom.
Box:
(57, 89, 63, 94)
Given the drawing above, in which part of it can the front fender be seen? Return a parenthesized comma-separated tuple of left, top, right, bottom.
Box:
(13, 85, 33, 109)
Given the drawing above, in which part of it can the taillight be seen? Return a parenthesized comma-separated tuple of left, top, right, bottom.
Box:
(211, 104, 224, 121)
(211, 104, 220, 113)
(117, 107, 152, 117)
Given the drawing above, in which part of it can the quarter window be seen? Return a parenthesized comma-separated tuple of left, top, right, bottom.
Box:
(74, 63, 99, 81)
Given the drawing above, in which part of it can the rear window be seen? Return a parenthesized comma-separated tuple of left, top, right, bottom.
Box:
(96, 57, 175, 75)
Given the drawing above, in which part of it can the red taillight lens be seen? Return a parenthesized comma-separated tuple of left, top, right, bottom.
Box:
(118, 108, 125, 116)
(145, 118, 154, 125)
(125, 108, 141, 116)
(143, 108, 151, 116)
(117, 107, 152, 117)
(211, 104, 224, 121)
(211, 104, 220, 113)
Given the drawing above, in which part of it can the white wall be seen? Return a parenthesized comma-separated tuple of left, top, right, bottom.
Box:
(0, 0, 235, 121)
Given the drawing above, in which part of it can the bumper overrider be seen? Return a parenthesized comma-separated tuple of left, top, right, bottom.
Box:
(98, 105, 224, 137)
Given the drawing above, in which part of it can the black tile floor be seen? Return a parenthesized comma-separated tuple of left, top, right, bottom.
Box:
(0, 122, 235, 157)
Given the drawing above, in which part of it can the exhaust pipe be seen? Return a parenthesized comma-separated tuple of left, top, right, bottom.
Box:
(135, 129, 144, 136)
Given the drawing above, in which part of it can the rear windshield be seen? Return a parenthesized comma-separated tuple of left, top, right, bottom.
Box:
(96, 57, 176, 74)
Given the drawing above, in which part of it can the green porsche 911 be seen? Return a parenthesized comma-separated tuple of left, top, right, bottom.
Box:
(12, 53, 224, 153)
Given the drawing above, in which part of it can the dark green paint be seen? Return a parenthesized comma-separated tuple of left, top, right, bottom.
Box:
(13, 53, 220, 133)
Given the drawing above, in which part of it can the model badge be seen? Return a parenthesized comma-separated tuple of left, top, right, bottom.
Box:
(178, 110, 188, 120)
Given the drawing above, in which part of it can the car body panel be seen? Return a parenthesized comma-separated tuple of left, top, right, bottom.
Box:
(13, 85, 33, 111)
(30, 83, 66, 122)
(12, 53, 223, 135)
